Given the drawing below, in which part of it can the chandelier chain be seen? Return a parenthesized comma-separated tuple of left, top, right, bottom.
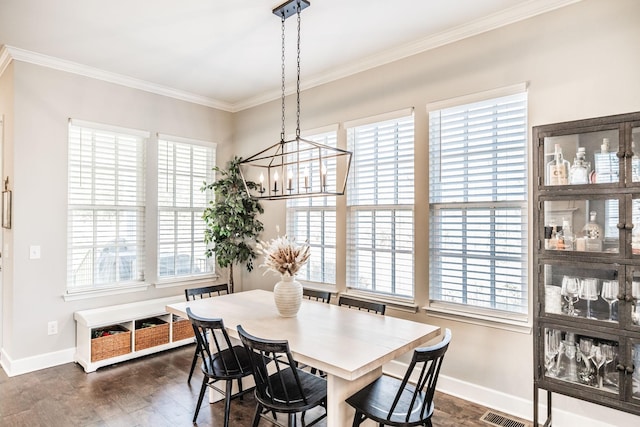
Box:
(296, 1, 302, 138)
(280, 13, 286, 142)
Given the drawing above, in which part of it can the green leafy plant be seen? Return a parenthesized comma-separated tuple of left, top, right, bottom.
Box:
(201, 156, 264, 293)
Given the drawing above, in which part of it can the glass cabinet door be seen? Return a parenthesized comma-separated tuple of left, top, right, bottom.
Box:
(542, 129, 619, 187)
(631, 127, 640, 183)
(627, 266, 640, 331)
(542, 262, 621, 323)
(542, 197, 621, 255)
(631, 339, 640, 404)
(543, 327, 620, 395)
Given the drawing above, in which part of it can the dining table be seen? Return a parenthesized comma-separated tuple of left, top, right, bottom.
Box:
(166, 289, 441, 427)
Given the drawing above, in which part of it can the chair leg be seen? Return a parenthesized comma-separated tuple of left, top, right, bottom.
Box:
(193, 377, 208, 423)
(188, 346, 199, 383)
(223, 380, 233, 427)
(288, 413, 296, 427)
(251, 403, 263, 427)
(352, 410, 366, 427)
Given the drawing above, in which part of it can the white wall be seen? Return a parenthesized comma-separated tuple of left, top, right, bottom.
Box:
(0, 60, 233, 364)
(233, 0, 640, 425)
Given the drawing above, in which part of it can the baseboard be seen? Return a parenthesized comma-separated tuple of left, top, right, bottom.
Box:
(1, 347, 75, 377)
(383, 360, 639, 427)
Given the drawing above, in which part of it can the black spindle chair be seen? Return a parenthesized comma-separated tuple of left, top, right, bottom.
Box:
(345, 328, 452, 427)
(184, 283, 229, 383)
(303, 288, 331, 304)
(237, 325, 327, 427)
(338, 295, 386, 315)
(187, 307, 253, 427)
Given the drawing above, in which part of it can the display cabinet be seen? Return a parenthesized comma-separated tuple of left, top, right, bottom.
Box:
(533, 112, 640, 426)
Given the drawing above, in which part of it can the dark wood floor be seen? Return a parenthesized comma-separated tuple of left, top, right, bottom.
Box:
(0, 345, 528, 426)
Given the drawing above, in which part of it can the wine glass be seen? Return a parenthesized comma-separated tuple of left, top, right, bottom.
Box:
(579, 278, 599, 319)
(601, 343, 618, 388)
(561, 276, 580, 316)
(578, 337, 595, 385)
(601, 280, 619, 322)
(591, 345, 606, 388)
(545, 329, 562, 377)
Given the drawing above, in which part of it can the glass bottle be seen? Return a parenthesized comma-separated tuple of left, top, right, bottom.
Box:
(557, 219, 574, 251)
(547, 144, 569, 185)
(569, 147, 590, 185)
(594, 138, 619, 183)
(583, 211, 603, 252)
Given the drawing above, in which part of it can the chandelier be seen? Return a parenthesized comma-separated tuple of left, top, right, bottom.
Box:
(239, 0, 352, 200)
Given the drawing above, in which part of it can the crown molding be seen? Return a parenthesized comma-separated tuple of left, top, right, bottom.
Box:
(2, 45, 235, 112)
(2, 0, 580, 113)
(0, 45, 12, 77)
(235, 0, 582, 111)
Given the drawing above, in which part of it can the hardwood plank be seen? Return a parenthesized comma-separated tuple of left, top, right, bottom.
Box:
(0, 345, 530, 426)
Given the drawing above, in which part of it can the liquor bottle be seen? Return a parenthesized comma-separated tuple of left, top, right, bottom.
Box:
(583, 211, 603, 252)
(557, 219, 574, 251)
(594, 138, 619, 183)
(547, 144, 569, 185)
(569, 147, 590, 185)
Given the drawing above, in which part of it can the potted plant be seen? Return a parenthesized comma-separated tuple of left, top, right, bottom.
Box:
(201, 156, 264, 293)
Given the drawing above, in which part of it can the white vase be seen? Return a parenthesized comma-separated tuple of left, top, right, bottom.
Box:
(273, 275, 303, 317)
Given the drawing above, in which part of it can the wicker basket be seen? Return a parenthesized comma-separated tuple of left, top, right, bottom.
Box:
(172, 314, 194, 341)
(134, 317, 169, 351)
(91, 325, 131, 362)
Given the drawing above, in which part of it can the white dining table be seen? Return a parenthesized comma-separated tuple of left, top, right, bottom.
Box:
(166, 289, 440, 427)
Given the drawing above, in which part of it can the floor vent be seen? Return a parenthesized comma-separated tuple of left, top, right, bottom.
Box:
(480, 410, 530, 427)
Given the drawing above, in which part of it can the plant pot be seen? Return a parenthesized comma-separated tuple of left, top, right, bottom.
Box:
(273, 275, 303, 317)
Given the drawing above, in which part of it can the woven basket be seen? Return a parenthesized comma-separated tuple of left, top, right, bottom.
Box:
(172, 315, 194, 341)
(134, 317, 169, 351)
(91, 325, 131, 362)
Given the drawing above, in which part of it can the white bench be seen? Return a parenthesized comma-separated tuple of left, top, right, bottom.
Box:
(74, 295, 193, 373)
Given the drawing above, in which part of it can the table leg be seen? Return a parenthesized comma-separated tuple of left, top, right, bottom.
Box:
(326, 367, 381, 427)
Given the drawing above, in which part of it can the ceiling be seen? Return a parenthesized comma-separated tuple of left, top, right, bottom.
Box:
(0, 0, 579, 112)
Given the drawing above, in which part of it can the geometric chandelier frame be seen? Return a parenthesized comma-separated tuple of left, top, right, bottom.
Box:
(239, 0, 352, 200)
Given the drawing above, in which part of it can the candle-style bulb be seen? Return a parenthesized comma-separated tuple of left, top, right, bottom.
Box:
(273, 171, 279, 193)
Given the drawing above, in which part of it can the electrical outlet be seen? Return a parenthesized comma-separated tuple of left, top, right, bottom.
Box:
(47, 321, 58, 335)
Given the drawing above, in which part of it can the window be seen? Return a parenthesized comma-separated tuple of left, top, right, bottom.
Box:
(346, 109, 415, 298)
(286, 129, 337, 284)
(428, 87, 528, 316)
(157, 135, 215, 280)
(67, 120, 147, 290)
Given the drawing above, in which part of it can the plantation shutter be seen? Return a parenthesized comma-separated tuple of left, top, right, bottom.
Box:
(346, 109, 415, 298)
(428, 89, 528, 314)
(157, 135, 215, 279)
(67, 120, 147, 290)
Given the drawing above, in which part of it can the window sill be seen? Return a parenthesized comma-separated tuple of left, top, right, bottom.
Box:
(154, 274, 220, 289)
(342, 291, 419, 313)
(424, 302, 531, 334)
(63, 282, 151, 301)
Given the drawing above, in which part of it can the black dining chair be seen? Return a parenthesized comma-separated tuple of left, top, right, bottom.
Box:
(303, 288, 331, 304)
(345, 328, 452, 427)
(338, 295, 386, 315)
(237, 325, 327, 427)
(184, 283, 229, 383)
(187, 307, 253, 427)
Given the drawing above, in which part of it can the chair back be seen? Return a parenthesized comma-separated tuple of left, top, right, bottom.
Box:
(388, 328, 451, 423)
(237, 325, 310, 408)
(186, 307, 249, 377)
(185, 283, 229, 301)
(338, 295, 386, 315)
(303, 288, 331, 304)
